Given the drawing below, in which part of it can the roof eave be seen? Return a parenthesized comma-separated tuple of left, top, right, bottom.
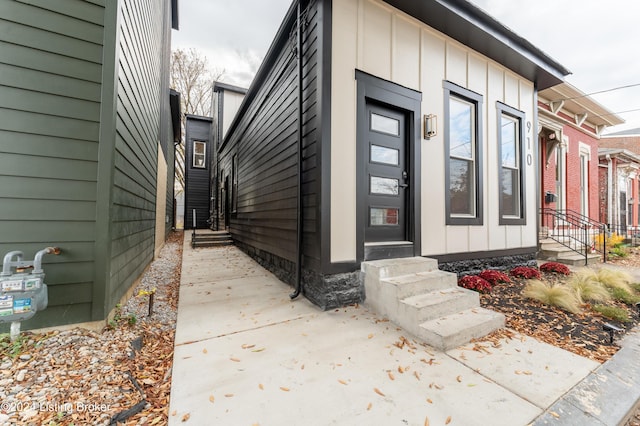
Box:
(383, 0, 570, 89)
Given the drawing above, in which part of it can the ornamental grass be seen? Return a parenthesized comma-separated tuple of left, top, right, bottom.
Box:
(523, 280, 581, 314)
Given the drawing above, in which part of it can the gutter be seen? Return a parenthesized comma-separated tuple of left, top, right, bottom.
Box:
(291, 0, 305, 299)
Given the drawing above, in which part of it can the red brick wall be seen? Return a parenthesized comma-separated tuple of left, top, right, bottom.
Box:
(600, 136, 640, 155)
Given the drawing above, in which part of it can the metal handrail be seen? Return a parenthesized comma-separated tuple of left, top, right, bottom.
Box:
(191, 209, 196, 248)
(540, 208, 607, 265)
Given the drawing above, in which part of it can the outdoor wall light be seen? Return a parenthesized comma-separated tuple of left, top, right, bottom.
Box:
(424, 114, 437, 140)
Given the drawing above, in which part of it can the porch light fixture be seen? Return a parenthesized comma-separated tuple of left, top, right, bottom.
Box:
(424, 114, 437, 140)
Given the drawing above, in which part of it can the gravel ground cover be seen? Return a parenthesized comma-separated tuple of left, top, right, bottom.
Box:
(0, 231, 182, 426)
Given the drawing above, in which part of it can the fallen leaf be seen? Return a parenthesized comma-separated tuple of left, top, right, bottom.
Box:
(280, 387, 290, 392)
(426, 398, 433, 404)
(368, 334, 374, 339)
(388, 372, 395, 380)
(338, 379, 348, 385)
(367, 402, 372, 411)
(398, 365, 405, 373)
(252, 348, 265, 352)
(456, 375, 462, 383)
(225, 394, 234, 397)
(230, 357, 241, 362)
(209, 395, 215, 403)
(424, 416, 430, 426)
(181, 413, 190, 422)
(171, 410, 177, 416)
(414, 371, 421, 381)
(551, 412, 560, 418)
(445, 415, 452, 424)
(202, 348, 208, 354)
(374, 387, 385, 397)
(242, 344, 255, 349)
(259, 383, 264, 390)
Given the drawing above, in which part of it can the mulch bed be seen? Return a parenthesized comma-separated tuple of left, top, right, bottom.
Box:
(479, 271, 639, 364)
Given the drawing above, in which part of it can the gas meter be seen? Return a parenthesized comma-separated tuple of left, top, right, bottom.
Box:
(0, 247, 60, 324)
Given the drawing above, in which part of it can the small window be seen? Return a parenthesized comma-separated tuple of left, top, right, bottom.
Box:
(444, 81, 483, 225)
(370, 176, 399, 195)
(370, 145, 399, 165)
(497, 102, 526, 225)
(370, 208, 399, 226)
(193, 141, 206, 168)
(370, 113, 400, 136)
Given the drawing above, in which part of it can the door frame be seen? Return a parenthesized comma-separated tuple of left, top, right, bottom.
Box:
(355, 70, 422, 262)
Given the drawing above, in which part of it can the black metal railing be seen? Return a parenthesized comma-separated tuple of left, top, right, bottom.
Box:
(191, 209, 197, 248)
(539, 208, 607, 265)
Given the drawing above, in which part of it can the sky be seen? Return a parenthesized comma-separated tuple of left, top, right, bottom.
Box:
(171, 0, 640, 133)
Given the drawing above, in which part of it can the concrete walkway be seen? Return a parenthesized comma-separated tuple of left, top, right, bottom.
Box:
(168, 236, 640, 425)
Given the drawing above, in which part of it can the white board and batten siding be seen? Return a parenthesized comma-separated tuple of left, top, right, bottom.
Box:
(331, 0, 537, 262)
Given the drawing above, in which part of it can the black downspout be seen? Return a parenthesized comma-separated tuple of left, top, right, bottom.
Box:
(290, 0, 304, 299)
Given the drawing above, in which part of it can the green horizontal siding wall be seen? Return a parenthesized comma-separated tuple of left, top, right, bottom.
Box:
(107, 0, 163, 308)
(0, 0, 105, 329)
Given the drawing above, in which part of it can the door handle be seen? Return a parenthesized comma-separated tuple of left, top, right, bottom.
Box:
(399, 184, 409, 188)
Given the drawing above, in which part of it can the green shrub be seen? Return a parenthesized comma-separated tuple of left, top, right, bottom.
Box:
(593, 304, 630, 322)
(608, 287, 640, 305)
(609, 246, 629, 258)
(569, 272, 611, 304)
(523, 280, 581, 314)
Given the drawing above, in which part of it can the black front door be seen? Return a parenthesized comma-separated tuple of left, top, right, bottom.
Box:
(365, 102, 408, 242)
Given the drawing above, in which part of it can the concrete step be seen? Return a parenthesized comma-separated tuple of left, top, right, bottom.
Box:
(194, 235, 232, 242)
(362, 257, 504, 351)
(361, 257, 439, 279)
(398, 288, 479, 325)
(192, 231, 233, 248)
(381, 270, 458, 299)
(418, 308, 505, 351)
(192, 240, 233, 248)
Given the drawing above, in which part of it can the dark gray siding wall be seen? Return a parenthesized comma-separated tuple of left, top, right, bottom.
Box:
(0, 0, 105, 329)
(107, 0, 165, 309)
(160, 0, 175, 239)
(218, 0, 322, 279)
(184, 116, 212, 229)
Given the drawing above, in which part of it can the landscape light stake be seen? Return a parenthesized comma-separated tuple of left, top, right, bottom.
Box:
(602, 322, 622, 345)
(137, 288, 157, 317)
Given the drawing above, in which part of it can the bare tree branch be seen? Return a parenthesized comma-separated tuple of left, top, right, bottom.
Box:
(170, 48, 225, 190)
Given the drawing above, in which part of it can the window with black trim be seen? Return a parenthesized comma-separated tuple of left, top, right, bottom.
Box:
(497, 102, 526, 225)
(444, 81, 483, 225)
(193, 140, 206, 168)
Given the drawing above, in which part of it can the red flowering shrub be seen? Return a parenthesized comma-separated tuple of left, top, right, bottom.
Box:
(510, 266, 541, 279)
(539, 262, 571, 276)
(458, 275, 492, 293)
(478, 270, 511, 285)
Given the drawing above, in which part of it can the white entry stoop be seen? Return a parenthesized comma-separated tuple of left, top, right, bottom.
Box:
(362, 257, 505, 351)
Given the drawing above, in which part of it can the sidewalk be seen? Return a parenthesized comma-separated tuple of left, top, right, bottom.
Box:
(168, 236, 640, 425)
